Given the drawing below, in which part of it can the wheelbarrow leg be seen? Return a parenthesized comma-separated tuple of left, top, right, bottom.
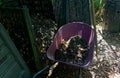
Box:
(78, 68, 82, 78)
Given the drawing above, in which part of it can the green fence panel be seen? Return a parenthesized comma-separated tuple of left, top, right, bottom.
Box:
(0, 23, 32, 78)
(0, 6, 40, 71)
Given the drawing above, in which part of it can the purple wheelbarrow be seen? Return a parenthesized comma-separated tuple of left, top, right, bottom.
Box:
(47, 22, 95, 67)
(33, 22, 95, 78)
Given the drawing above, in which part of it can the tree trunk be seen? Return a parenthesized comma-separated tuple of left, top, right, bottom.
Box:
(53, 0, 91, 27)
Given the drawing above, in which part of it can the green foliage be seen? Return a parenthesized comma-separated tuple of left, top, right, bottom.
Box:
(94, 0, 106, 24)
(0, 0, 19, 8)
(51, 0, 55, 6)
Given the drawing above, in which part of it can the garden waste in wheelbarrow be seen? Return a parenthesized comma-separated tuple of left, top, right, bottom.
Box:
(47, 22, 95, 67)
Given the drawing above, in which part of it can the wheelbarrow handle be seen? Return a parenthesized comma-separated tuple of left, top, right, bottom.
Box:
(33, 65, 50, 78)
(78, 68, 82, 78)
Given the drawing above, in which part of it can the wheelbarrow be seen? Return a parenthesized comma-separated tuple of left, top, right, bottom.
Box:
(33, 22, 95, 78)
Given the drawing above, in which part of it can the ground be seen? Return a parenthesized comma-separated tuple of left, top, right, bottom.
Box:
(89, 24, 120, 78)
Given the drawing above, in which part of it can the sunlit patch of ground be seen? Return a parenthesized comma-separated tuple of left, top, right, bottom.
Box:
(89, 24, 120, 78)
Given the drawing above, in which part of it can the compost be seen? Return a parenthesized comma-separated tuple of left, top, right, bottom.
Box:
(55, 36, 89, 65)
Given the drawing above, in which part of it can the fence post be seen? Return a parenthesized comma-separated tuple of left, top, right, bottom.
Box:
(22, 5, 41, 70)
